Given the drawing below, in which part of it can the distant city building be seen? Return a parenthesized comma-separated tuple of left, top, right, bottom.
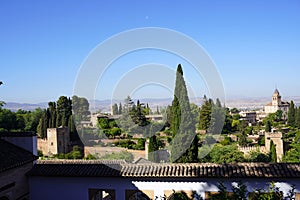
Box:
(239, 111, 257, 124)
(145, 114, 163, 123)
(264, 89, 289, 119)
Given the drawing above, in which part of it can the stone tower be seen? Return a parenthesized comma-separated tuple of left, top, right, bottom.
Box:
(47, 127, 70, 155)
(265, 132, 284, 162)
(272, 89, 282, 106)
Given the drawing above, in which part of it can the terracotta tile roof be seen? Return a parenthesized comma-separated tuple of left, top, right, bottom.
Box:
(27, 160, 123, 177)
(27, 160, 300, 178)
(0, 139, 38, 173)
(0, 131, 36, 137)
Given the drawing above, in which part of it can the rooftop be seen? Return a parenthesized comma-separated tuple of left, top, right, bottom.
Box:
(0, 139, 38, 173)
(0, 131, 36, 137)
(28, 160, 300, 178)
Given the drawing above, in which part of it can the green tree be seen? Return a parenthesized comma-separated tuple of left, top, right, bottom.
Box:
(72, 95, 90, 121)
(97, 117, 110, 129)
(68, 115, 76, 135)
(265, 120, 272, 132)
(295, 107, 300, 128)
(222, 108, 233, 134)
(190, 103, 200, 128)
(23, 108, 44, 132)
(209, 144, 244, 164)
(274, 110, 283, 121)
(208, 99, 225, 135)
(198, 95, 212, 130)
(283, 130, 300, 162)
(148, 135, 159, 162)
(67, 145, 83, 159)
(0, 108, 17, 131)
(250, 182, 283, 200)
(270, 140, 277, 163)
(248, 150, 271, 162)
(56, 96, 72, 127)
(15, 114, 25, 130)
(169, 191, 190, 200)
(170, 64, 198, 163)
(47, 102, 57, 128)
(219, 136, 232, 146)
(164, 105, 172, 127)
(110, 127, 122, 138)
(208, 182, 231, 200)
(112, 103, 118, 115)
(238, 131, 248, 147)
(37, 110, 48, 139)
(288, 101, 295, 127)
(133, 100, 148, 126)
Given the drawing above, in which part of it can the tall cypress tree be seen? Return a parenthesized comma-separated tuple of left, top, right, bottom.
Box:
(270, 140, 277, 163)
(288, 101, 295, 127)
(37, 110, 48, 139)
(170, 64, 198, 163)
(199, 95, 212, 131)
(148, 135, 159, 162)
(295, 108, 300, 128)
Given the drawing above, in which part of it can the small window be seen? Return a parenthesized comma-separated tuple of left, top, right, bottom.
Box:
(51, 142, 53, 146)
(88, 189, 115, 200)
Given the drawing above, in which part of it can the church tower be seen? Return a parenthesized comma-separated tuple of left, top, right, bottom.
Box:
(272, 89, 281, 106)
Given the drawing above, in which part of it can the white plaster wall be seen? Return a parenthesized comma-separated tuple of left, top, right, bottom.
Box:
(29, 177, 300, 200)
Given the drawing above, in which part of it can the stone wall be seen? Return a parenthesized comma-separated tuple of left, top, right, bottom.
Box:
(238, 146, 267, 155)
(37, 138, 48, 155)
(0, 162, 33, 200)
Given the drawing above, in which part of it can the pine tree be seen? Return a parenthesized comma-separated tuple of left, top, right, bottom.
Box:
(288, 101, 295, 127)
(170, 64, 198, 163)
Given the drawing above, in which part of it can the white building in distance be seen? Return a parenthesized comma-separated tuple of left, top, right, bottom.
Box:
(264, 89, 289, 119)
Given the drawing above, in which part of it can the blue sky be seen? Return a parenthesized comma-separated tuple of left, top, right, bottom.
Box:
(0, 0, 300, 103)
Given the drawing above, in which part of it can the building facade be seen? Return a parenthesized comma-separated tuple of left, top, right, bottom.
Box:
(264, 89, 290, 119)
(28, 160, 300, 200)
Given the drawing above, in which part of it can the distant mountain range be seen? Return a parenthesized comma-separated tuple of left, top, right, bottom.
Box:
(3, 96, 300, 112)
(2, 102, 48, 112)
